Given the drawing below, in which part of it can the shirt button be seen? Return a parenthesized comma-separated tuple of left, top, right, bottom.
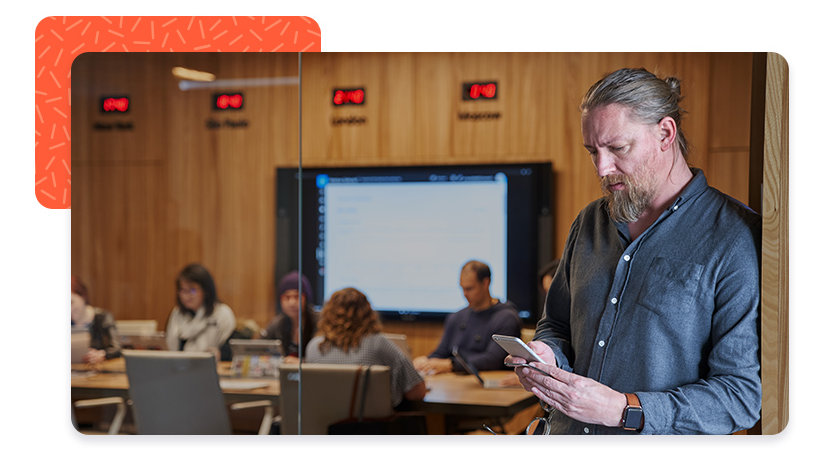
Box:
(610, 297, 618, 304)
(583, 427, 590, 434)
(673, 205, 679, 211)
(623, 254, 631, 261)
(598, 340, 605, 347)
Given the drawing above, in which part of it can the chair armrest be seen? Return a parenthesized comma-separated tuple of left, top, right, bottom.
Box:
(73, 397, 126, 435)
(74, 397, 124, 408)
(229, 400, 274, 435)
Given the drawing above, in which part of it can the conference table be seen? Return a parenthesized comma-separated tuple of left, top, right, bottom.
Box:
(71, 359, 538, 434)
(71, 358, 280, 406)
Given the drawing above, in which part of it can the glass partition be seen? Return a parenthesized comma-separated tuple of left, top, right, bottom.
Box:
(293, 52, 763, 435)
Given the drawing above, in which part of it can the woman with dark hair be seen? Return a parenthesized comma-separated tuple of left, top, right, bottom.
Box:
(165, 263, 236, 354)
(262, 271, 317, 362)
(71, 275, 121, 363)
(306, 287, 426, 407)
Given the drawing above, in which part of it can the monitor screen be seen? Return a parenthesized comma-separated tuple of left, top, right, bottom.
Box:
(276, 162, 553, 322)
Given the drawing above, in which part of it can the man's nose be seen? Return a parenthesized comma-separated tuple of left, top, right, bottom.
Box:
(594, 150, 616, 178)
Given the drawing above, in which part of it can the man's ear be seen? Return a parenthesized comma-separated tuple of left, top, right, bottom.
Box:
(658, 116, 677, 152)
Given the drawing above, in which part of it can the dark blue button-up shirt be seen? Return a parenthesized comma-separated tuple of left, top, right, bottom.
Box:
(534, 169, 761, 434)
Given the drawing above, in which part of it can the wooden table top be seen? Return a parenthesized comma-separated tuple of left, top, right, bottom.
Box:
(418, 370, 537, 417)
(71, 360, 535, 418)
(71, 359, 281, 399)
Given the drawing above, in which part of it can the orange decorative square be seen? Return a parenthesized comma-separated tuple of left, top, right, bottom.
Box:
(34, 16, 321, 209)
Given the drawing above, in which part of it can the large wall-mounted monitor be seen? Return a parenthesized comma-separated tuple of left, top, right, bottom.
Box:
(276, 162, 553, 323)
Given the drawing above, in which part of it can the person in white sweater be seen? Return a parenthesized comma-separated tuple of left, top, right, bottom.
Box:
(165, 263, 236, 356)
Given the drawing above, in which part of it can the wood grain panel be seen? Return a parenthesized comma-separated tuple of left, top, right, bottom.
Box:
(710, 53, 755, 150)
(760, 53, 789, 434)
(72, 53, 299, 329)
(706, 150, 750, 204)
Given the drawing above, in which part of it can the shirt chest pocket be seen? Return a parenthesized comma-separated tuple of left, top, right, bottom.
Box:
(636, 257, 704, 315)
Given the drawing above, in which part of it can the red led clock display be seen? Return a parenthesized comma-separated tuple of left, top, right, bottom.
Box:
(213, 92, 244, 110)
(333, 88, 365, 106)
(101, 96, 130, 113)
(462, 82, 498, 100)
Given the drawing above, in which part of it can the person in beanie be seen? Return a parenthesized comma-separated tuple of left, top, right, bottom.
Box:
(263, 271, 317, 361)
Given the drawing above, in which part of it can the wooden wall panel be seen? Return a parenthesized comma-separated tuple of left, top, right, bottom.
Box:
(72, 53, 299, 329)
(760, 53, 789, 434)
(707, 53, 753, 204)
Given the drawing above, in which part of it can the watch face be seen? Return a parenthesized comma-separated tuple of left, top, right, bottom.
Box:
(623, 407, 643, 430)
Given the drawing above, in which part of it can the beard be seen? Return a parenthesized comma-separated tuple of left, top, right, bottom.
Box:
(600, 166, 656, 223)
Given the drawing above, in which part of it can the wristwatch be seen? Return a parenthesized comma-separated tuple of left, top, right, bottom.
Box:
(621, 393, 644, 431)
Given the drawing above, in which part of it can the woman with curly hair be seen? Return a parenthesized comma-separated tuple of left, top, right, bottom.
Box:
(306, 287, 426, 407)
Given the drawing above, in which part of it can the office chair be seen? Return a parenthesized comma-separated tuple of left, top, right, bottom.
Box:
(278, 363, 393, 435)
(123, 350, 274, 434)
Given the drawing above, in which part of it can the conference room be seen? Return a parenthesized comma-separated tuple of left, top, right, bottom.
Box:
(70, 51, 787, 435)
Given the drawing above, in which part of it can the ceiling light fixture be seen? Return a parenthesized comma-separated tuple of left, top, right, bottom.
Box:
(177, 76, 299, 91)
(171, 66, 216, 82)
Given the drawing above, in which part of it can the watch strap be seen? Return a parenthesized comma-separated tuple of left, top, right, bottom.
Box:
(621, 393, 643, 431)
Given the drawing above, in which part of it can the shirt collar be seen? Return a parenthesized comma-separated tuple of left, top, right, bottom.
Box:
(613, 167, 707, 241)
(669, 167, 707, 212)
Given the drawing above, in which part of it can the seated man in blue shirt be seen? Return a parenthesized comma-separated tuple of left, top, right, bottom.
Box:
(511, 68, 761, 434)
(413, 260, 521, 375)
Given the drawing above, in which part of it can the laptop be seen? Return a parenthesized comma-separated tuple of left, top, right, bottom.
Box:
(452, 349, 507, 388)
(71, 329, 91, 363)
(120, 332, 169, 351)
(229, 339, 283, 378)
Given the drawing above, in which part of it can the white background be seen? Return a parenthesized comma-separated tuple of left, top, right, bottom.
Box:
(2, 2, 828, 469)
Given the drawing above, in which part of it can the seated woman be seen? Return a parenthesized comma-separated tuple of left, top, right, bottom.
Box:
(71, 275, 121, 364)
(165, 263, 236, 355)
(306, 287, 426, 407)
(262, 271, 317, 362)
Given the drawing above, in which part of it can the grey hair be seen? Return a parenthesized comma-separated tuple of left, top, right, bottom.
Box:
(580, 68, 689, 158)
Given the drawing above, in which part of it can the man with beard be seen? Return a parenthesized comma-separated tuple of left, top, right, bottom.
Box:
(509, 68, 762, 434)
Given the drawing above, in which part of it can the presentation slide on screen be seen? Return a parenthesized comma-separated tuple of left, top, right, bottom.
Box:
(322, 176, 507, 311)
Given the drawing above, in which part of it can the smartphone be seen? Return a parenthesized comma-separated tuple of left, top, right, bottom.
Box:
(491, 334, 545, 363)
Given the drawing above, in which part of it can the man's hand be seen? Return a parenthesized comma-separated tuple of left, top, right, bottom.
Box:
(413, 356, 453, 375)
(516, 361, 627, 428)
(505, 340, 556, 367)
